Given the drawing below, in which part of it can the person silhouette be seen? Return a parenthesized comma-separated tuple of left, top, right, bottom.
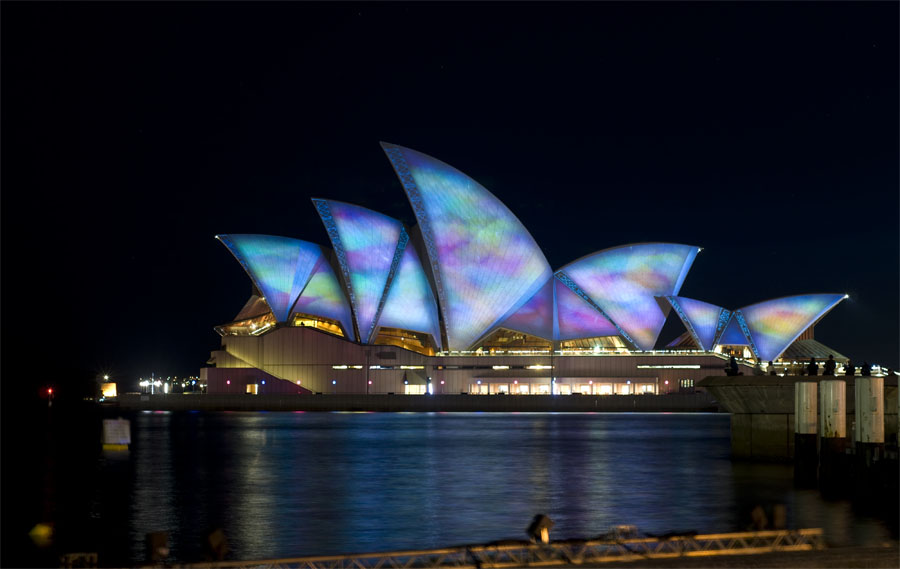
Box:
(727, 355, 739, 376)
(861, 361, 871, 377)
(807, 357, 818, 376)
(845, 359, 854, 376)
(823, 355, 836, 376)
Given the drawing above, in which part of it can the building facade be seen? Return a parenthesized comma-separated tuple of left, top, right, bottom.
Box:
(201, 143, 847, 395)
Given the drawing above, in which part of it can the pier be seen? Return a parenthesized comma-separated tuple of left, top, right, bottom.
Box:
(698, 375, 898, 461)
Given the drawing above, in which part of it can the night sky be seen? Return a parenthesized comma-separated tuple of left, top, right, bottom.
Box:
(3, 2, 898, 394)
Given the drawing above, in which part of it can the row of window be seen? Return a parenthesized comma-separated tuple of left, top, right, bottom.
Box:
(333, 364, 692, 371)
(468, 382, 658, 395)
(334, 365, 427, 370)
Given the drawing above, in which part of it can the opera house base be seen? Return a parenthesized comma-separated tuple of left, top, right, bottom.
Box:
(116, 392, 719, 413)
(698, 375, 899, 462)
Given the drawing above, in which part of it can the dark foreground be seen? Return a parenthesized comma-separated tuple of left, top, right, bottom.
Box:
(165, 543, 900, 568)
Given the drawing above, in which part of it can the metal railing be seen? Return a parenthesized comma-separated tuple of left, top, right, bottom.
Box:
(176, 528, 825, 569)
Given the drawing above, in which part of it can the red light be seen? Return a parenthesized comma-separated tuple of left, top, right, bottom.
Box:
(47, 388, 53, 395)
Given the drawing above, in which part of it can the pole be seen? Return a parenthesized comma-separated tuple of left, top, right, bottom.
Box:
(818, 379, 848, 497)
(853, 376, 885, 503)
(793, 381, 817, 486)
(550, 344, 555, 395)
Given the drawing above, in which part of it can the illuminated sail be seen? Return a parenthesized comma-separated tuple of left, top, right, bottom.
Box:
(558, 243, 700, 350)
(665, 296, 725, 351)
(555, 277, 619, 340)
(313, 199, 406, 343)
(381, 142, 552, 351)
(377, 242, 442, 349)
(293, 251, 357, 341)
(495, 277, 555, 340)
(740, 294, 846, 361)
(216, 234, 320, 322)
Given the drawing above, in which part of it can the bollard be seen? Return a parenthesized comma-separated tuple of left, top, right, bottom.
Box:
(205, 528, 229, 561)
(855, 376, 885, 445)
(146, 531, 169, 563)
(793, 382, 817, 486)
(818, 379, 848, 496)
(853, 376, 885, 505)
(526, 514, 554, 544)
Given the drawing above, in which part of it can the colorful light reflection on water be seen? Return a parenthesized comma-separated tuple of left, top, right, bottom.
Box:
(19, 411, 897, 566)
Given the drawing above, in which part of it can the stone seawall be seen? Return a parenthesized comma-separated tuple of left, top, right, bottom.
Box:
(116, 392, 720, 413)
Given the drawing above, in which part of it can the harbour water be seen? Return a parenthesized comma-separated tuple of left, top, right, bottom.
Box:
(8, 408, 898, 567)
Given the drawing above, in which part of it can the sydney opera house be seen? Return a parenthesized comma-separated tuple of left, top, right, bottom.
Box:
(201, 143, 847, 396)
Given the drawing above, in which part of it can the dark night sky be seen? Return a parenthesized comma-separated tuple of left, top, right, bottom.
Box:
(2, 2, 898, 392)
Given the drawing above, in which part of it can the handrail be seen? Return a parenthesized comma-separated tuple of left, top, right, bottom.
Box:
(175, 528, 825, 569)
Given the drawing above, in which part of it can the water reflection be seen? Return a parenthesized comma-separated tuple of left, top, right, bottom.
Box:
(131, 412, 175, 559)
(117, 412, 893, 563)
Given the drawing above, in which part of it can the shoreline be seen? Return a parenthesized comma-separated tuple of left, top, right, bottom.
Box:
(112, 392, 721, 413)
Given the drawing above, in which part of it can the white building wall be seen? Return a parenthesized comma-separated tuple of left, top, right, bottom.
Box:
(209, 326, 729, 395)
